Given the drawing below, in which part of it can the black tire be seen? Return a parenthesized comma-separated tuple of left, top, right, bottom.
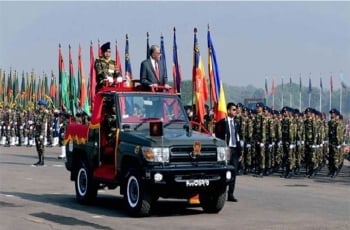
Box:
(200, 189, 226, 213)
(124, 171, 152, 217)
(75, 161, 98, 204)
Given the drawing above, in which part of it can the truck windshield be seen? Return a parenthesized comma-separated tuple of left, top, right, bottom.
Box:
(119, 94, 188, 128)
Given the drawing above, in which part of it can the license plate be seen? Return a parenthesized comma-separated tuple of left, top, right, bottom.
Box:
(186, 179, 210, 187)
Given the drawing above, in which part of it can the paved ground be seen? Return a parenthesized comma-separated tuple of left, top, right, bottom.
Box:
(0, 146, 349, 230)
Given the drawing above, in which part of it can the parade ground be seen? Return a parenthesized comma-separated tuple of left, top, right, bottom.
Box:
(0, 146, 349, 230)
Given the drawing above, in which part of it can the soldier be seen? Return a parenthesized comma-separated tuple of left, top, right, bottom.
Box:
(15, 107, 24, 146)
(94, 41, 122, 93)
(33, 100, 48, 166)
(304, 108, 316, 177)
(328, 109, 344, 178)
(252, 102, 266, 177)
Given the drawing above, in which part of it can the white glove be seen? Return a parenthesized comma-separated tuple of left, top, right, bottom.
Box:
(240, 141, 244, 146)
(337, 145, 342, 149)
(312, 145, 316, 149)
(39, 135, 43, 140)
(268, 144, 273, 148)
(246, 144, 251, 148)
(260, 143, 264, 147)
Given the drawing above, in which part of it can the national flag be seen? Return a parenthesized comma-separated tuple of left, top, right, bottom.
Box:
(89, 41, 96, 111)
(20, 71, 26, 107)
(125, 34, 133, 81)
(49, 71, 58, 107)
(299, 76, 302, 92)
(271, 78, 276, 95)
(69, 45, 77, 116)
(282, 78, 284, 90)
(160, 34, 167, 80)
(289, 77, 292, 88)
(115, 40, 123, 76)
(264, 78, 269, 95)
(308, 78, 312, 94)
(192, 28, 209, 124)
(207, 26, 226, 121)
(78, 45, 90, 116)
(330, 74, 333, 93)
(7, 69, 13, 104)
(320, 77, 323, 91)
(59, 44, 69, 111)
(172, 27, 182, 94)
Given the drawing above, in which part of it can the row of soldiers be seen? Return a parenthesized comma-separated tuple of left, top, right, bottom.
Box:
(244, 103, 346, 178)
(201, 103, 349, 179)
(0, 105, 70, 152)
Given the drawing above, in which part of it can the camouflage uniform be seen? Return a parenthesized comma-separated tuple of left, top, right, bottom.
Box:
(252, 103, 266, 176)
(94, 57, 121, 93)
(304, 109, 316, 177)
(280, 107, 294, 178)
(33, 101, 48, 166)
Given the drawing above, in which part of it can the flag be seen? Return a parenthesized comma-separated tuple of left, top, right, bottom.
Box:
(125, 34, 133, 81)
(98, 39, 102, 58)
(7, 69, 13, 105)
(320, 77, 323, 91)
(192, 28, 209, 124)
(115, 40, 123, 76)
(49, 71, 58, 107)
(271, 78, 276, 95)
(172, 27, 182, 94)
(308, 78, 312, 94)
(264, 78, 269, 95)
(69, 45, 77, 116)
(89, 41, 96, 111)
(330, 75, 333, 93)
(59, 44, 69, 111)
(282, 78, 284, 90)
(160, 34, 167, 80)
(146, 32, 150, 59)
(207, 26, 226, 121)
(78, 45, 90, 116)
(299, 76, 302, 92)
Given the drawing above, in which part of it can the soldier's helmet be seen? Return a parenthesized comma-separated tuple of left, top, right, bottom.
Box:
(38, 99, 47, 106)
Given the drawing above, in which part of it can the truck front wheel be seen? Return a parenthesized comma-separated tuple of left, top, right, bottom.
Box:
(75, 161, 97, 204)
(200, 189, 226, 213)
(124, 171, 152, 217)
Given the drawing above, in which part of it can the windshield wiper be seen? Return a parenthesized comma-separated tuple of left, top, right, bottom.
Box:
(134, 118, 160, 131)
(163, 119, 186, 128)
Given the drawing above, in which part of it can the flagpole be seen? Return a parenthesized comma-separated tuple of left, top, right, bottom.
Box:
(281, 78, 284, 108)
(320, 75, 322, 112)
(340, 86, 342, 113)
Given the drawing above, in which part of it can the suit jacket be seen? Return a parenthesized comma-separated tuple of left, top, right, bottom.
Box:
(215, 117, 242, 150)
(140, 59, 168, 87)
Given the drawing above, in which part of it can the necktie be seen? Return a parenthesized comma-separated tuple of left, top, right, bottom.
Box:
(155, 61, 160, 81)
(230, 119, 236, 146)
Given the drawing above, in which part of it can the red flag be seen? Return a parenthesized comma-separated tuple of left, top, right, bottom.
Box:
(115, 40, 123, 76)
(192, 28, 208, 124)
(89, 41, 96, 111)
(78, 45, 89, 115)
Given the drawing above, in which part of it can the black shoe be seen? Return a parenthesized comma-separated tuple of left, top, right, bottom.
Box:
(227, 195, 238, 202)
(33, 161, 41, 166)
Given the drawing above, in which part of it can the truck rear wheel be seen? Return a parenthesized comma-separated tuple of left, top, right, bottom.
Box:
(124, 171, 152, 217)
(75, 161, 97, 204)
(200, 189, 226, 213)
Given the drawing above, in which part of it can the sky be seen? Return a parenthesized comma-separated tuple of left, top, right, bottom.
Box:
(0, 1, 349, 90)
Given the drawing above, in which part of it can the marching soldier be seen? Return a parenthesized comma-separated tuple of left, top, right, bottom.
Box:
(252, 102, 266, 177)
(33, 100, 48, 166)
(304, 108, 316, 178)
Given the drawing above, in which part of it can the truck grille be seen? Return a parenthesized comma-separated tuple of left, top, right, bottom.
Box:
(169, 145, 217, 164)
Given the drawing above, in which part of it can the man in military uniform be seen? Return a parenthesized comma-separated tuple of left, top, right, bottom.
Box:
(94, 41, 122, 93)
(304, 107, 316, 177)
(328, 109, 344, 178)
(33, 100, 48, 166)
(252, 102, 266, 177)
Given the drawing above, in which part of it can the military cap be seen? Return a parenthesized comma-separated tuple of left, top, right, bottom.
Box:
(101, 42, 111, 53)
(304, 107, 313, 114)
(329, 108, 340, 116)
(237, 103, 244, 108)
(256, 102, 264, 108)
(281, 106, 289, 113)
(38, 99, 47, 106)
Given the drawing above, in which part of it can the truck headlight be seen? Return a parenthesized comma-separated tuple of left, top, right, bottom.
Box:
(142, 147, 170, 163)
(217, 147, 231, 162)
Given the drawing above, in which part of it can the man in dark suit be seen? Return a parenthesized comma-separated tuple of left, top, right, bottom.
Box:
(215, 102, 242, 202)
(140, 45, 170, 90)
